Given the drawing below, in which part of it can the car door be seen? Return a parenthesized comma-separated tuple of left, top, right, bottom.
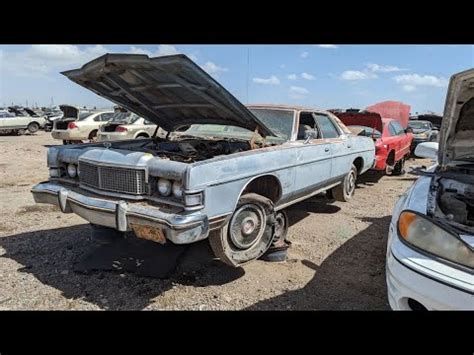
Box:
(391, 120, 411, 160)
(314, 113, 351, 181)
(293, 111, 333, 198)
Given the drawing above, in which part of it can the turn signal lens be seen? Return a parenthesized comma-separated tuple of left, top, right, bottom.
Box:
(398, 211, 417, 240)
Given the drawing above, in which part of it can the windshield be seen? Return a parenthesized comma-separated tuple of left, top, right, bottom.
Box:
(409, 121, 431, 129)
(349, 125, 382, 138)
(109, 112, 141, 124)
(77, 112, 94, 121)
(248, 108, 294, 140)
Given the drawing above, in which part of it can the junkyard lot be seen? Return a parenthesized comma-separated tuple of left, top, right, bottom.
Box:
(0, 132, 429, 310)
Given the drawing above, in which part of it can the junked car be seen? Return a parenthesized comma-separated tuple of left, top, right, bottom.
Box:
(97, 111, 162, 141)
(386, 68, 474, 310)
(51, 105, 114, 144)
(31, 53, 375, 266)
(407, 120, 438, 153)
(335, 109, 414, 175)
(0, 106, 47, 135)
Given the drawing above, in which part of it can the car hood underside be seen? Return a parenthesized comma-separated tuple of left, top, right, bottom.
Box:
(61, 54, 276, 137)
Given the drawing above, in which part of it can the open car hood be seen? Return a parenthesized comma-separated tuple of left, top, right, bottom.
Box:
(61, 54, 276, 137)
(332, 111, 383, 134)
(439, 68, 474, 167)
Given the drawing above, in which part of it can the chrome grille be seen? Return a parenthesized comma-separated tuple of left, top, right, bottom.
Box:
(79, 161, 147, 195)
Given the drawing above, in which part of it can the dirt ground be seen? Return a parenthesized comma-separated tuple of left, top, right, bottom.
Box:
(0, 131, 431, 310)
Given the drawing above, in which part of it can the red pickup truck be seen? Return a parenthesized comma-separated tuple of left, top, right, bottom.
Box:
(334, 110, 413, 175)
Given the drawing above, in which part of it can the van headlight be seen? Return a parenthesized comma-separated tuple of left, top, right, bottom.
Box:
(67, 164, 77, 178)
(172, 181, 183, 199)
(157, 178, 172, 196)
(398, 210, 473, 269)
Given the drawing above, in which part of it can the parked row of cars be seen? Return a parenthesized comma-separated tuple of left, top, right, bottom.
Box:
(29, 53, 473, 310)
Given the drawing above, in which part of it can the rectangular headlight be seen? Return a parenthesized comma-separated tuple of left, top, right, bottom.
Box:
(49, 167, 61, 178)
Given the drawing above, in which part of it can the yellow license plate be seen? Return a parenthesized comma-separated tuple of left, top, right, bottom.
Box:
(131, 224, 166, 244)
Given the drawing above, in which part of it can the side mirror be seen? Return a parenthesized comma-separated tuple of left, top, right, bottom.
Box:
(405, 127, 413, 134)
(414, 142, 439, 160)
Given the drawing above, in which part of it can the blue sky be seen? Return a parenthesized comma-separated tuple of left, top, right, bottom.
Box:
(1, 45, 472, 114)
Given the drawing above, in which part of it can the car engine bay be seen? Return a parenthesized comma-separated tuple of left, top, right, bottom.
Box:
(130, 137, 255, 163)
(430, 168, 474, 234)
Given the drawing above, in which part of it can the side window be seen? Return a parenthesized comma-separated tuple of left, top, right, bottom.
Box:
(391, 121, 405, 135)
(101, 113, 113, 121)
(297, 112, 319, 140)
(388, 122, 398, 136)
(93, 114, 102, 122)
(315, 114, 339, 139)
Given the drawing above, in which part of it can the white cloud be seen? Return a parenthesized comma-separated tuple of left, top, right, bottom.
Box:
(393, 73, 448, 88)
(200, 61, 228, 77)
(253, 75, 280, 85)
(301, 72, 315, 80)
(289, 86, 309, 99)
(316, 45, 338, 49)
(287, 74, 298, 80)
(300, 51, 309, 58)
(340, 70, 376, 81)
(402, 85, 416, 92)
(366, 63, 405, 73)
(156, 44, 179, 56)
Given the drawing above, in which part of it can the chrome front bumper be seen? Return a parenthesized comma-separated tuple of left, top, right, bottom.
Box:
(31, 182, 209, 244)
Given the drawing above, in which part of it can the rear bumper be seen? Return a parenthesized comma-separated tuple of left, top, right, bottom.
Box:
(51, 130, 88, 141)
(31, 182, 209, 245)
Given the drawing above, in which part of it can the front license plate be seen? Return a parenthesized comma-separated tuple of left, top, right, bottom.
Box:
(131, 224, 166, 244)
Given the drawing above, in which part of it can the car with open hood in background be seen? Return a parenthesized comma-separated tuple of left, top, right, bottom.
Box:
(97, 110, 163, 142)
(386, 68, 474, 310)
(0, 106, 47, 135)
(51, 105, 114, 144)
(31, 53, 375, 267)
(334, 109, 413, 175)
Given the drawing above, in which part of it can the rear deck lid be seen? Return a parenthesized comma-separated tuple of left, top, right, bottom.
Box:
(59, 105, 79, 120)
(332, 110, 383, 134)
(61, 54, 276, 137)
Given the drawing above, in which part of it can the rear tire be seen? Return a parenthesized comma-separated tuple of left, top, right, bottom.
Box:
(208, 193, 276, 267)
(27, 122, 40, 134)
(392, 157, 406, 176)
(330, 164, 357, 202)
(88, 130, 98, 143)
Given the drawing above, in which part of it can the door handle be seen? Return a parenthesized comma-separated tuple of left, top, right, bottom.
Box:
(325, 147, 330, 152)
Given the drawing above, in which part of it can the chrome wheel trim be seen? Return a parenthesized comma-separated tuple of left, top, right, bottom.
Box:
(228, 203, 266, 250)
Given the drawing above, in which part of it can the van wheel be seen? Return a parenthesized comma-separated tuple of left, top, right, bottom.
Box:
(208, 193, 276, 267)
(27, 122, 40, 133)
(330, 164, 357, 202)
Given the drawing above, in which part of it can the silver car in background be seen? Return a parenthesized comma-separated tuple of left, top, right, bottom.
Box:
(97, 111, 162, 141)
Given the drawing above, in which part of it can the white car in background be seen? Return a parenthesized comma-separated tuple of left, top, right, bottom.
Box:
(386, 68, 474, 310)
(0, 107, 47, 135)
(97, 111, 162, 141)
(51, 105, 114, 144)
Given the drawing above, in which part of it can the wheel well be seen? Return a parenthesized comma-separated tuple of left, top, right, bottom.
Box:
(242, 175, 282, 204)
(386, 150, 395, 166)
(353, 157, 364, 174)
(136, 133, 150, 138)
(88, 129, 98, 139)
(28, 121, 40, 127)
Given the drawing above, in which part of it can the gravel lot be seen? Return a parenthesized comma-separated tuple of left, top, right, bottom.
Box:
(0, 131, 430, 310)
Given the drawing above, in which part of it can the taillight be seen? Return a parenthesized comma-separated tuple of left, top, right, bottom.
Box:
(116, 126, 128, 133)
(67, 122, 78, 130)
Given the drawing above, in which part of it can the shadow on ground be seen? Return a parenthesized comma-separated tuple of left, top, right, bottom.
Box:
(0, 224, 244, 310)
(246, 216, 391, 310)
